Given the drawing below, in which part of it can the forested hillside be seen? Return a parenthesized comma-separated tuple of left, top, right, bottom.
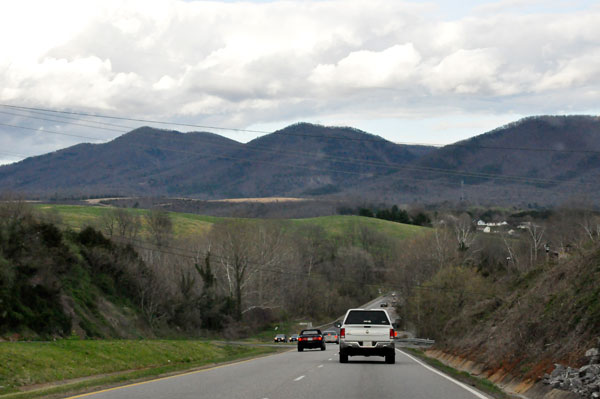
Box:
(1, 199, 425, 339)
(390, 206, 600, 384)
(2, 116, 599, 206)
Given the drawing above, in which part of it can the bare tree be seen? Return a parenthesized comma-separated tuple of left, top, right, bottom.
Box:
(580, 212, 600, 242)
(444, 213, 475, 252)
(145, 209, 173, 247)
(523, 219, 545, 266)
(114, 208, 141, 241)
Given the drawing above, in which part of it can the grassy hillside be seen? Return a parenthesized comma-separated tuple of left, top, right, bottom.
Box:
(34, 204, 428, 240)
(0, 340, 275, 397)
(290, 215, 427, 241)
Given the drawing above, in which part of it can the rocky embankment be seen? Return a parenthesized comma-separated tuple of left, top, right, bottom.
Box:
(544, 347, 600, 398)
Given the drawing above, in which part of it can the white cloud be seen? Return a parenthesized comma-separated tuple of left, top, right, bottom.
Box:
(309, 44, 422, 91)
(1, 0, 600, 158)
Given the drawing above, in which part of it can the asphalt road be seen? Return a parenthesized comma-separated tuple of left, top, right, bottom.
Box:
(70, 345, 490, 399)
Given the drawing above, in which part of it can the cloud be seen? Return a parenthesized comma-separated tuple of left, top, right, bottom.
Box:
(0, 0, 599, 160)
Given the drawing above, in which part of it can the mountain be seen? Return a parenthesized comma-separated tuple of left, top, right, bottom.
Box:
(205, 123, 432, 198)
(358, 115, 600, 205)
(0, 127, 242, 198)
(0, 123, 433, 199)
(0, 117, 599, 205)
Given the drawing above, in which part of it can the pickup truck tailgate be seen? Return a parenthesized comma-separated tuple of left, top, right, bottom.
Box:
(345, 325, 389, 341)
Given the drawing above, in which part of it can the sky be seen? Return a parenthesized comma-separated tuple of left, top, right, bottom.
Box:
(1, 0, 599, 164)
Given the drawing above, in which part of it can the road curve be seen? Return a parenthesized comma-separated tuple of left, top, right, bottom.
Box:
(67, 345, 491, 399)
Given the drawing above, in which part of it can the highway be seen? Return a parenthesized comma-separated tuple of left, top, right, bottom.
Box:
(67, 295, 486, 399)
(69, 345, 490, 399)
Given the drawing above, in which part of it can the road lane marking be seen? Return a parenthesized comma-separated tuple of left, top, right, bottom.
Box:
(397, 349, 490, 399)
(318, 365, 324, 368)
(64, 350, 293, 399)
(328, 358, 332, 361)
(293, 375, 305, 381)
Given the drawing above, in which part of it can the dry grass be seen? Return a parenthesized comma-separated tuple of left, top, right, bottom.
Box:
(207, 197, 308, 203)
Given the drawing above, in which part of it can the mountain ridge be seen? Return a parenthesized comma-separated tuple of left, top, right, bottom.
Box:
(1, 117, 599, 205)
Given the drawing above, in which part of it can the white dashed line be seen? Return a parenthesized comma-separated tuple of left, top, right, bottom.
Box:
(294, 375, 305, 381)
(328, 358, 332, 361)
(318, 365, 324, 368)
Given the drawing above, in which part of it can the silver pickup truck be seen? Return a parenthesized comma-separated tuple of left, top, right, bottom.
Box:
(338, 308, 395, 364)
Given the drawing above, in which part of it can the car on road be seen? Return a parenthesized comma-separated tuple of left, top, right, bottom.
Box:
(322, 330, 339, 344)
(274, 334, 288, 343)
(380, 302, 388, 307)
(289, 334, 299, 342)
(339, 309, 396, 364)
(297, 329, 326, 351)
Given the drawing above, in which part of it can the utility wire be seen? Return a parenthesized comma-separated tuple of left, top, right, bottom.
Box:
(0, 103, 271, 134)
(0, 110, 127, 133)
(1, 114, 595, 188)
(0, 122, 108, 141)
(3, 103, 600, 154)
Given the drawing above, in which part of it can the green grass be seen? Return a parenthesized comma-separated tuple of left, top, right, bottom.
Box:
(34, 205, 428, 241)
(0, 339, 277, 398)
(403, 348, 507, 399)
(290, 215, 427, 241)
(34, 205, 219, 238)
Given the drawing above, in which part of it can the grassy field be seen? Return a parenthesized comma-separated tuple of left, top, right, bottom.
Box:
(34, 204, 428, 240)
(290, 215, 427, 241)
(0, 339, 277, 397)
(34, 204, 220, 238)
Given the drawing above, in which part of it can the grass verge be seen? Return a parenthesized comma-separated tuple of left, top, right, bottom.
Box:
(403, 348, 508, 399)
(0, 340, 280, 399)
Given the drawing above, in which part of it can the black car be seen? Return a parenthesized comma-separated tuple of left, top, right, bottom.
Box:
(289, 334, 299, 342)
(274, 334, 287, 343)
(297, 329, 326, 351)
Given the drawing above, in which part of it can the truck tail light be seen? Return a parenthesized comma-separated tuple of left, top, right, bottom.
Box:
(340, 328, 345, 339)
(390, 329, 395, 339)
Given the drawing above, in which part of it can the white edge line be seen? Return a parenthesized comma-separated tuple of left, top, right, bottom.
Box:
(293, 375, 305, 381)
(397, 349, 490, 399)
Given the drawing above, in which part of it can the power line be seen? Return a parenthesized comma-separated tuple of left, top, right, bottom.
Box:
(1, 106, 598, 188)
(3, 103, 600, 154)
(0, 150, 29, 159)
(0, 122, 108, 141)
(7, 107, 138, 130)
(0, 110, 127, 133)
(1, 118, 595, 189)
(0, 103, 271, 134)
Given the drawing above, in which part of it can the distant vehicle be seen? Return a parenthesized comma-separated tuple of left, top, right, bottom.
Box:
(274, 334, 287, 343)
(322, 330, 339, 344)
(380, 302, 389, 307)
(297, 329, 326, 351)
(339, 309, 396, 364)
(289, 334, 299, 342)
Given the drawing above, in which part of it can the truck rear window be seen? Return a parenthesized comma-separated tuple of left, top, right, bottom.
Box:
(344, 310, 390, 325)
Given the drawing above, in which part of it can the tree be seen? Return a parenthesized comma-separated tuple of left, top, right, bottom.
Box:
(523, 219, 545, 266)
(145, 209, 173, 247)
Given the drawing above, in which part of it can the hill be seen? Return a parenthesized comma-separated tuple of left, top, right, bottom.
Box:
(359, 115, 600, 206)
(0, 127, 241, 198)
(0, 123, 433, 199)
(33, 204, 428, 241)
(2, 116, 600, 206)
